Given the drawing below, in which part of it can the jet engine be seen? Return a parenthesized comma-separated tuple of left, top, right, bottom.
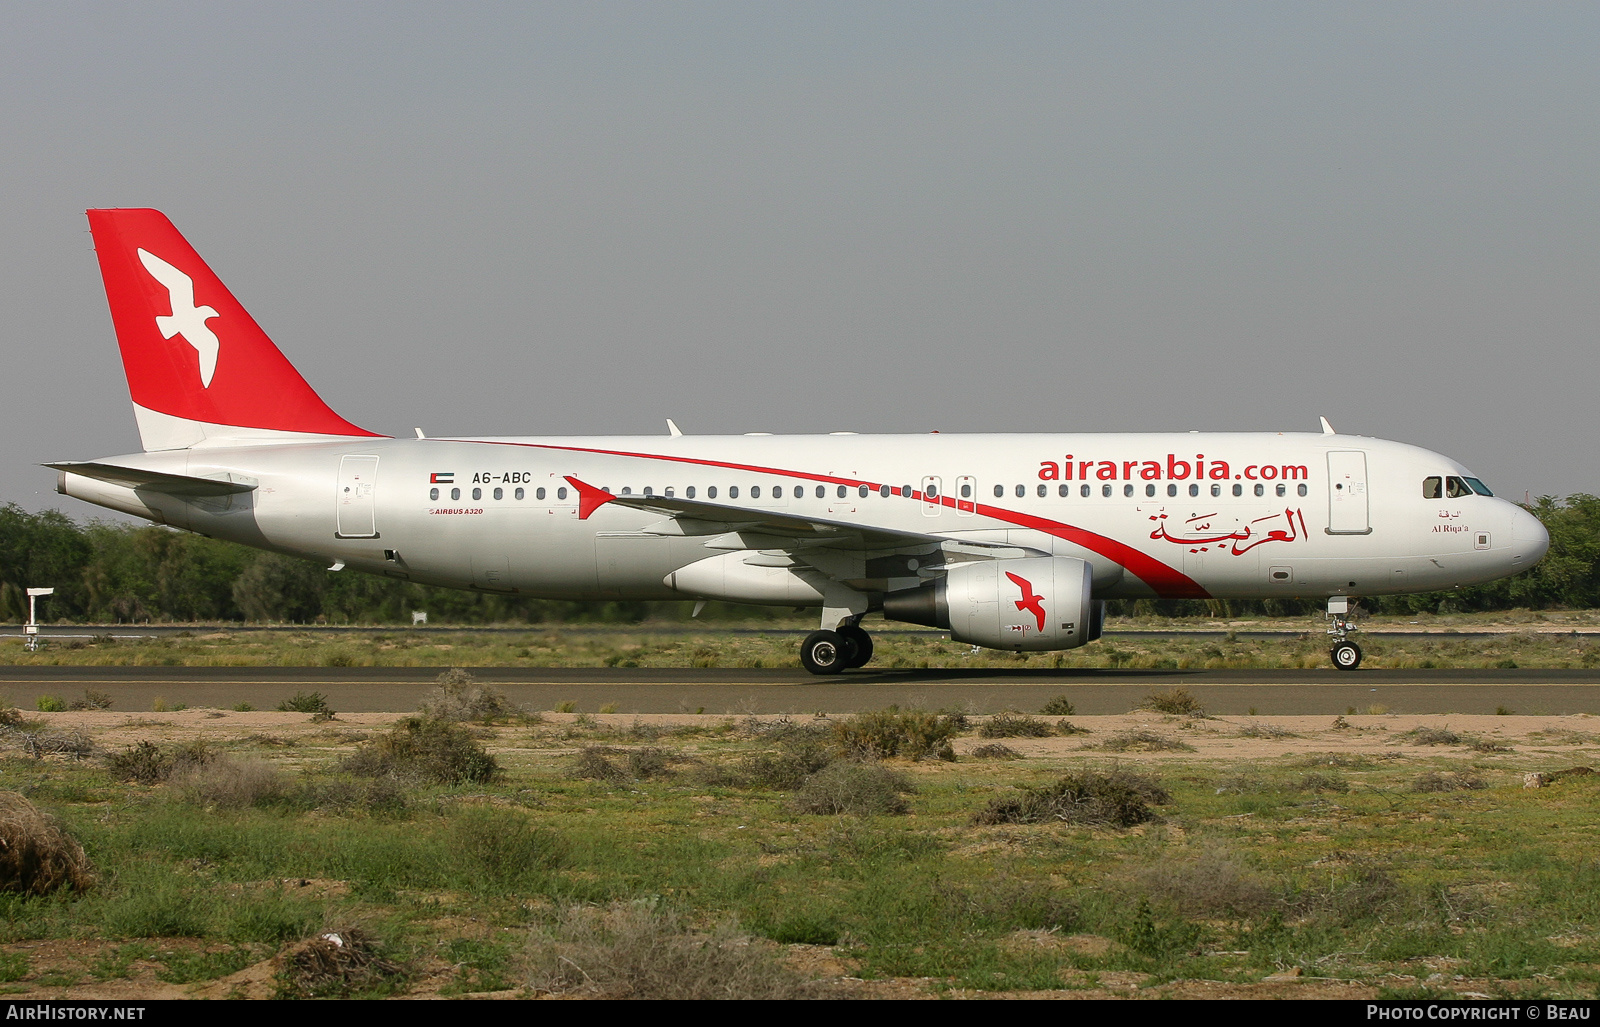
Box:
(882, 556, 1102, 652)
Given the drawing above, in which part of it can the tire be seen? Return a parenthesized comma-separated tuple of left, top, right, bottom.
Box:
(800, 630, 848, 675)
(1331, 642, 1362, 670)
(838, 624, 874, 668)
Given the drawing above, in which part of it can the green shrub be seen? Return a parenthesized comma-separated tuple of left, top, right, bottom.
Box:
(1040, 695, 1076, 716)
(277, 691, 332, 715)
(789, 761, 914, 816)
(35, 696, 66, 713)
(978, 711, 1053, 738)
(342, 717, 498, 785)
(973, 770, 1168, 828)
(832, 708, 959, 761)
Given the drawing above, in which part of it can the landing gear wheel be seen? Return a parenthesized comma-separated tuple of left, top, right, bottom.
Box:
(838, 625, 874, 668)
(1331, 642, 1363, 671)
(800, 630, 849, 675)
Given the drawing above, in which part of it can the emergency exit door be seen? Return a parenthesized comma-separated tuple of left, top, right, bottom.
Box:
(336, 455, 380, 538)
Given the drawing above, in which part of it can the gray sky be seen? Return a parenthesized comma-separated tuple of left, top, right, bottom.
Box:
(3, 2, 1596, 514)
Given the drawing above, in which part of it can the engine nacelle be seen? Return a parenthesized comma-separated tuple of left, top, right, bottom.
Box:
(883, 556, 1099, 652)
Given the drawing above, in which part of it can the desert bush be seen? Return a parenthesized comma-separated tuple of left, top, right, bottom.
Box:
(275, 928, 408, 999)
(1098, 730, 1195, 753)
(1404, 726, 1461, 746)
(832, 708, 958, 761)
(1139, 687, 1206, 716)
(570, 745, 677, 783)
(940, 879, 1079, 932)
(104, 740, 212, 784)
(1239, 721, 1298, 739)
(285, 777, 409, 815)
(789, 761, 914, 816)
(35, 696, 66, 713)
(970, 743, 1021, 760)
(342, 717, 498, 785)
(978, 711, 1053, 738)
(1412, 771, 1487, 792)
(419, 668, 515, 722)
(0, 792, 94, 894)
(169, 754, 285, 808)
(973, 770, 1169, 828)
(1134, 846, 1276, 917)
(523, 901, 817, 1000)
(66, 690, 114, 711)
(277, 691, 333, 715)
(1040, 695, 1076, 716)
(1294, 772, 1350, 793)
(453, 808, 567, 886)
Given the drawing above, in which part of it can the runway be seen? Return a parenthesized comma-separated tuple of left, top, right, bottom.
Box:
(4, 665, 1599, 715)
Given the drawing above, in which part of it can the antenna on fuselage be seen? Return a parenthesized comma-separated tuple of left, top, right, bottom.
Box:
(1319, 417, 1336, 435)
(666, 419, 684, 437)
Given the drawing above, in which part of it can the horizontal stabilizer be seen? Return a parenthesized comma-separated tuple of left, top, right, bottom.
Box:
(45, 462, 257, 497)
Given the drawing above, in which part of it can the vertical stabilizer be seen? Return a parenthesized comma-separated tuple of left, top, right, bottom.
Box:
(87, 208, 383, 450)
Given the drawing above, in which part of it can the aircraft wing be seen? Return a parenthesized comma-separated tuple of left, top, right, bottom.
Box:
(45, 461, 257, 497)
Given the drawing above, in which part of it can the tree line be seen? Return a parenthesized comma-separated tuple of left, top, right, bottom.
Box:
(0, 497, 1593, 626)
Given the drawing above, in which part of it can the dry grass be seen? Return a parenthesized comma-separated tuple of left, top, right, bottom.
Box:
(523, 902, 819, 1000)
(418, 668, 517, 722)
(789, 761, 914, 816)
(1412, 770, 1488, 792)
(1098, 730, 1196, 753)
(978, 712, 1054, 738)
(973, 770, 1169, 828)
(169, 754, 286, 808)
(1138, 688, 1206, 717)
(0, 791, 95, 895)
(969, 743, 1022, 760)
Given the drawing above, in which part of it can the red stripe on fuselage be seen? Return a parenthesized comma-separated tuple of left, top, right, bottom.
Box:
(455, 440, 1209, 599)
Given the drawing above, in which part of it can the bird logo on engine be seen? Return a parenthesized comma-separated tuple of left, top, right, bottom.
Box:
(1004, 571, 1047, 632)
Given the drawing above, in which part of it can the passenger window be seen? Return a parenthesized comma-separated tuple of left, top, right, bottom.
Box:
(1298, 484, 1308, 497)
(1167, 484, 1177, 497)
(536, 487, 546, 500)
(859, 485, 870, 498)
(901, 484, 912, 497)
(1102, 484, 1112, 497)
(1275, 484, 1286, 497)
(926, 483, 938, 499)
(1254, 484, 1264, 497)
(557, 487, 568, 500)
(1081, 484, 1091, 498)
(729, 486, 739, 499)
(621, 486, 632, 495)
(1059, 484, 1070, 498)
(836, 485, 846, 499)
(794, 486, 804, 499)
(643, 486, 654, 497)
(1189, 484, 1199, 497)
(815, 485, 826, 499)
(472, 488, 482, 500)
(961, 483, 972, 499)
(515, 487, 524, 499)
(1123, 484, 1134, 497)
(1211, 484, 1221, 497)
(493, 487, 503, 500)
(686, 486, 695, 499)
(1037, 484, 1046, 498)
(665, 486, 674, 497)
(451, 488, 461, 501)
(707, 486, 717, 499)
(994, 484, 1004, 498)
(1423, 476, 1442, 499)
(1145, 484, 1156, 497)
(751, 486, 761, 499)
(881, 485, 891, 498)
(429, 488, 439, 501)
(1014, 484, 1025, 498)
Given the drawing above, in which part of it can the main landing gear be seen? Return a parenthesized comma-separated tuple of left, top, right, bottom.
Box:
(800, 622, 875, 675)
(1327, 596, 1362, 671)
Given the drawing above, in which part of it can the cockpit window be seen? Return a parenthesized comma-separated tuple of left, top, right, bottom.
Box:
(1464, 477, 1494, 497)
(1445, 476, 1473, 499)
(1423, 477, 1442, 499)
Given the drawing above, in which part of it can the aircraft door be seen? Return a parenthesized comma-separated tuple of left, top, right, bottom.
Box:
(921, 476, 943, 517)
(335, 455, 379, 538)
(955, 476, 977, 516)
(1326, 451, 1371, 535)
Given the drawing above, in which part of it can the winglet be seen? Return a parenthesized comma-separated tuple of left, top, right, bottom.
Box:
(564, 476, 616, 520)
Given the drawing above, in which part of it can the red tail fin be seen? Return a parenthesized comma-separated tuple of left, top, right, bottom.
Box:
(87, 208, 381, 450)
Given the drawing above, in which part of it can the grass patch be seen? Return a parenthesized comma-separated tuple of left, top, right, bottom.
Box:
(973, 770, 1168, 828)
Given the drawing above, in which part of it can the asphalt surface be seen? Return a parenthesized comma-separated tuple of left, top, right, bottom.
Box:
(6, 665, 1599, 715)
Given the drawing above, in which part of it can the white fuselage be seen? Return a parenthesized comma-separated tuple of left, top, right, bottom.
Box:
(57, 431, 1548, 607)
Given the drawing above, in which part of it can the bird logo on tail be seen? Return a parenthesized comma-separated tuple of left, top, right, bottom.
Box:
(137, 248, 220, 388)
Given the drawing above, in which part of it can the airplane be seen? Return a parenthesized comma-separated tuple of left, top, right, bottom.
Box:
(49, 208, 1550, 674)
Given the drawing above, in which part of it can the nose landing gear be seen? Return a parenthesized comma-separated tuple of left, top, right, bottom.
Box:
(1327, 596, 1361, 670)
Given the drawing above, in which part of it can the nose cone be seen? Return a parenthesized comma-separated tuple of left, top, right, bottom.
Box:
(1510, 505, 1550, 568)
